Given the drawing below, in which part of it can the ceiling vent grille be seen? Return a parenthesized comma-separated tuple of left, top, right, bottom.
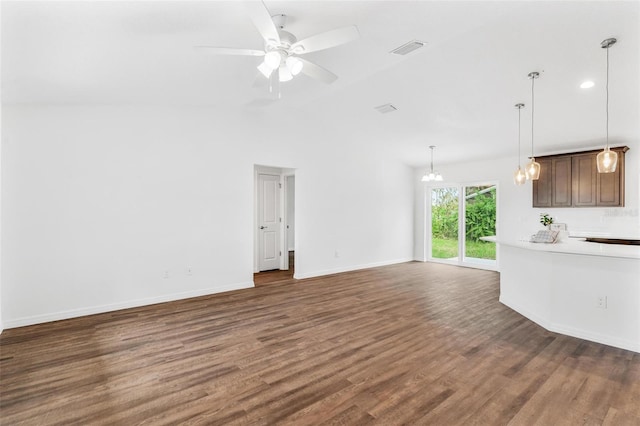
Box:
(374, 103, 397, 114)
(390, 40, 427, 55)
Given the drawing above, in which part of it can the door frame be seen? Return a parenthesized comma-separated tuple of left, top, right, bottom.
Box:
(282, 173, 295, 271)
(254, 165, 295, 273)
(426, 180, 499, 271)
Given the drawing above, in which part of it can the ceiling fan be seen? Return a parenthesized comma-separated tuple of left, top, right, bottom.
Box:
(195, 1, 360, 94)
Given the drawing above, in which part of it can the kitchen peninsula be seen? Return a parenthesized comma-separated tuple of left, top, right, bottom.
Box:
(487, 236, 640, 353)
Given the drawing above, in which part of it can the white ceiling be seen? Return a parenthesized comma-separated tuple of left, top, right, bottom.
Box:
(2, 1, 639, 167)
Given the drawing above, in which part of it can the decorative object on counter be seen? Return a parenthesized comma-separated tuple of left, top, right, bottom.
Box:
(597, 38, 619, 174)
(525, 71, 541, 180)
(421, 145, 443, 182)
(540, 213, 554, 227)
(549, 223, 568, 241)
(530, 229, 559, 243)
(513, 103, 526, 185)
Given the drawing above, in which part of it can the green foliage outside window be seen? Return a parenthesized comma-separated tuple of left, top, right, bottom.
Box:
(432, 187, 496, 242)
(465, 187, 496, 241)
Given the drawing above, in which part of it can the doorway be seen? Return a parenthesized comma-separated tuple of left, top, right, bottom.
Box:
(254, 165, 295, 283)
(428, 182, 497, 270)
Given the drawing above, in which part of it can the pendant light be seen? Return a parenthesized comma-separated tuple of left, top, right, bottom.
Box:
(421, 145, 443, 182)
(525, 71, 541, 180)
(513, 103, 526, 185)
(596, 38, 618, 173)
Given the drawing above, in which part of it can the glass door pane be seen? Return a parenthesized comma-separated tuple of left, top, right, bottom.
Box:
(464, 185, 496, 264)
(431, 187, 459, 260)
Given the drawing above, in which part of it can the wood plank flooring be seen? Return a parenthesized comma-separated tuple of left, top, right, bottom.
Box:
(1, 261, 639, 425)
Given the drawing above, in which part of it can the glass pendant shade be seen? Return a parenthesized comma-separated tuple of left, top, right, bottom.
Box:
(525, 159, 541, 180)
(597, 147, 618, 173)
(514, 167, 526, 185)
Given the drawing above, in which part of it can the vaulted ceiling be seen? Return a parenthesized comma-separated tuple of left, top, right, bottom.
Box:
(2, 1, 638, 167)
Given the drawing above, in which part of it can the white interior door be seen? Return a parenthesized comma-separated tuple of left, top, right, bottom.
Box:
(258, 173, 280, 271)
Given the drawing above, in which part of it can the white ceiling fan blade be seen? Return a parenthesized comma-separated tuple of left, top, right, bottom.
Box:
(194, 47, 265, 57)
(297, 58, 338, 84)
(291, 26, 360, 54)
(244, 1, 280, 45)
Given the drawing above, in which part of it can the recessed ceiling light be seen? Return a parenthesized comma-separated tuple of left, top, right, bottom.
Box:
(580, 80, 595, 89)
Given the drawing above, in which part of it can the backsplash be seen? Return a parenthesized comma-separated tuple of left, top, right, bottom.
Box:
(536, 207, 640, 238)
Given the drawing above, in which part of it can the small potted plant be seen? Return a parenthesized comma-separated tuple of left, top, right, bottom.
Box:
(540, 213, 554, 229)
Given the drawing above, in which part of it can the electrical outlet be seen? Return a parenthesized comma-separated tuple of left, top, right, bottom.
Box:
(334, 250, 340, 258)
(596, 295, 607, 309)
(187, 267, 192, 276)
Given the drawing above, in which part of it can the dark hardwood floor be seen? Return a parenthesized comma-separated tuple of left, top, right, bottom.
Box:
(1, 261, 638, 425)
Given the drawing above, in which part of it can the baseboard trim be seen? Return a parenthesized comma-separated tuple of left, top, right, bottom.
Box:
(500, 295, 639, 353)
(294, 258, 414, 280)
(3, 281, 255, 330)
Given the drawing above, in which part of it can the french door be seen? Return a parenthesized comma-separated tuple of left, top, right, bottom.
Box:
(429, 183, 497, 270)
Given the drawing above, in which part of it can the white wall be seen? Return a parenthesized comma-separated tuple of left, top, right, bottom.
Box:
(414, 142, 640, 264)
(1, 105, 414, 327)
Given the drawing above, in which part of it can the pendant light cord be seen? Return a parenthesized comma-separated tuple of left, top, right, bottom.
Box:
(430, 147, 434, 173)
(518, 107, 522, 166)
(531, 76, 535, 158)
(606, 45, 610, 149)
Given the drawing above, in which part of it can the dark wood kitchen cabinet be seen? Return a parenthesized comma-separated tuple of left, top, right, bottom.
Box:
(532, 146, 627, 208)
(552, 156, 573, 207)
(572, 154, 597, 207)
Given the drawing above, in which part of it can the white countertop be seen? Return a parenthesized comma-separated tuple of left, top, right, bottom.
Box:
(482, 236, 640, 259)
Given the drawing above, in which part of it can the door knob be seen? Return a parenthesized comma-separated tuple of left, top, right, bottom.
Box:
(260, 226, 266, 229)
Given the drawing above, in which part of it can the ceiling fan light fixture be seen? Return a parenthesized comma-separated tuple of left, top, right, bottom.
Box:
(257, 61, 273, 78)
(196, 2, 360, 93)
(278, 65, 293, 82)
(264, 51, 282, 70)
(286, 56, 303, 76)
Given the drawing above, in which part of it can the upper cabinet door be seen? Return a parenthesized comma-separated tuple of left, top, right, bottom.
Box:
(572, 154, 597, 207)
(552, 157, 572, 207)
(532, 158, 552, 207)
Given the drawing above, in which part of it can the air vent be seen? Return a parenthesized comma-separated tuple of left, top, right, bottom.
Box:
(390, 40, 427, 55)
(374, 103, 397, 114)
